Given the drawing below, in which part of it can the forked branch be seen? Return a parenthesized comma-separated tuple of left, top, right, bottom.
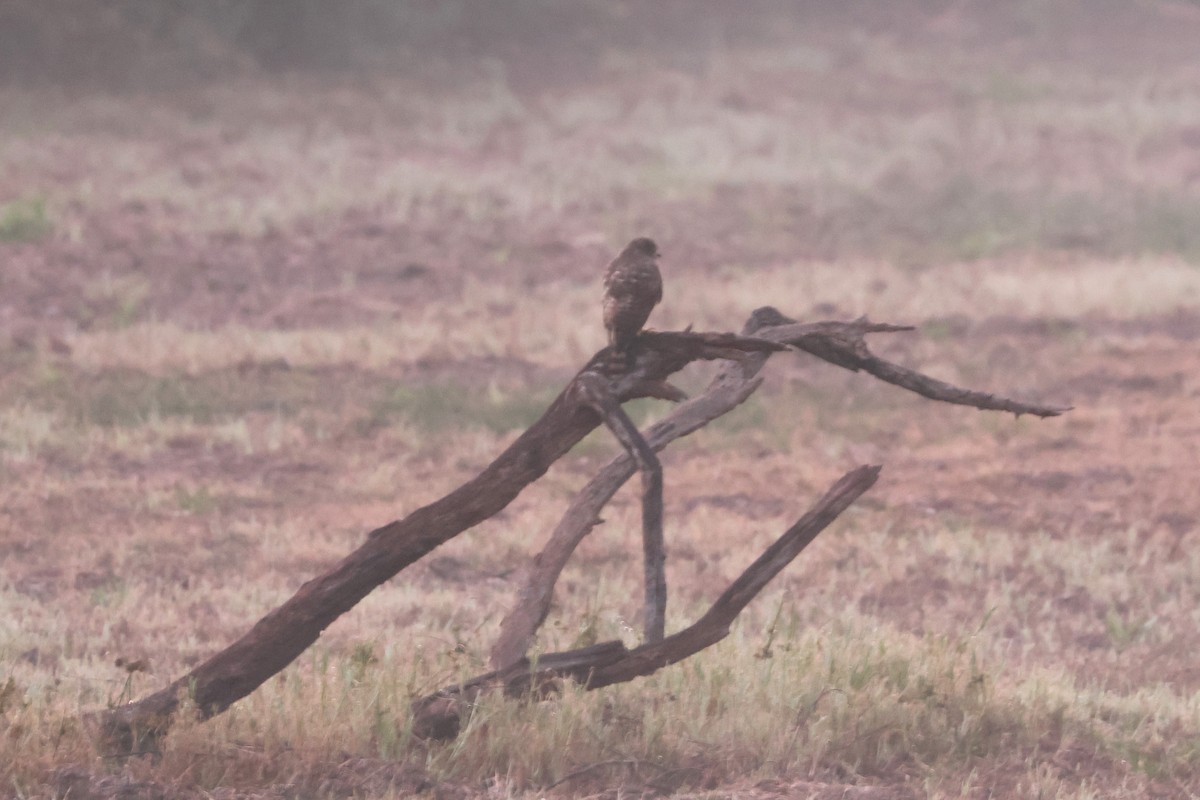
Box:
(575, 372, 667, 644)
(488, 308, 1068, 672)
(97, 327, 784, 751)
(98, 308, 1067, 753)
(412, 465, 881, 741)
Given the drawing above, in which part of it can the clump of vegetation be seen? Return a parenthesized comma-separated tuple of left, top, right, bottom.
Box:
(0, 197, 52, 243)
(360, 382, 558, 435)
(9, 365, 333, 428)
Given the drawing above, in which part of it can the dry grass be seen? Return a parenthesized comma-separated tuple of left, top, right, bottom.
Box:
(4, 5, 1200, 798)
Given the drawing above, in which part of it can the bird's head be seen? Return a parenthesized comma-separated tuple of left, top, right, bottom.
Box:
(625, 237, 660, 259)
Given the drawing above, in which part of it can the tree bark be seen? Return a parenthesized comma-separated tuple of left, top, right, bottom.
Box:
(97, 331, 783, 750)
(488, 309, 781, 669)
(412, 465, 881, 741)
(575, 372, 667, 644)
(487, 309, 1069, 672)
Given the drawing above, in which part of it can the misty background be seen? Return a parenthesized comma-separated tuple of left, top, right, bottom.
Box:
(3, 1, 1200, 272)
(3, 1, 1197, 88)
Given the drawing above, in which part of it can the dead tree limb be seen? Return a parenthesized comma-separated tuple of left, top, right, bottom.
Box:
(97, 331, 783, 750)
(488, 308, 1068, 672)
(489, 309, 781, 669)
(771, 317, 1071, 417)
(575, 372, 667, 644)
(98, 310, 1066, 751)
(413, 464, 881, 741)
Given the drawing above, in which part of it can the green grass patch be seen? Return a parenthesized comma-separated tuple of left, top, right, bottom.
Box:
(359, 382, 559, 435)
(1125, 191, 1200, 263)
(175, 485, 219, 515)
(9, 364, 341, 428)
(830, 175, 1200, 264)
(0, 197, 52, 243)
(88, 576, 127, 608)
(84, 273, 151, 329)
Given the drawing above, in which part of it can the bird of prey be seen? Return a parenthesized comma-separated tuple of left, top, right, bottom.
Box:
(602, 237, 663, 355)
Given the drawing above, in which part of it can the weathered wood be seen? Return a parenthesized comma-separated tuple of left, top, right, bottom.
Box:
(98, 311, 1067, 752)
(411, 640, 629, 741)
(489, 310, 779, 669)
(488, 308, 1068, 672)
(413, 465, 881, 740)
(97, 330, 784, 751)
(770, 316, 1071, 417)
(575, 372, 667, 644)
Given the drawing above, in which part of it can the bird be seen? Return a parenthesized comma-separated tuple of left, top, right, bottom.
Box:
(602, 237, 663, 355)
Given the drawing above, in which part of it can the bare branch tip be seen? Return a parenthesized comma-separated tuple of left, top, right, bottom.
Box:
(851, 463, 883, 482)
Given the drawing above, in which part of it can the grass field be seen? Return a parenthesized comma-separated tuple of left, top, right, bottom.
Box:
(4, 4, 1200, 797)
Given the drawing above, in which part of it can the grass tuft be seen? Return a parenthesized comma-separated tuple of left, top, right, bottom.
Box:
(359, 382, 558, 435)
(0, 196, 52, 242)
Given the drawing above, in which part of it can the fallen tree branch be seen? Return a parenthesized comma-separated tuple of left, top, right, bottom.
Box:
(412, 464, 881, 741)
(489, 309, 781, 669)
(98, 310, 1066, 752)
(96, 330, 784, 751)
(488, 308, 1066, 671)
(770, 316, 1071, 417)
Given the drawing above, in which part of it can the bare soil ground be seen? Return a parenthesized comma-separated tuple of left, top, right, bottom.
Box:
(4, 4, 1200, 798)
